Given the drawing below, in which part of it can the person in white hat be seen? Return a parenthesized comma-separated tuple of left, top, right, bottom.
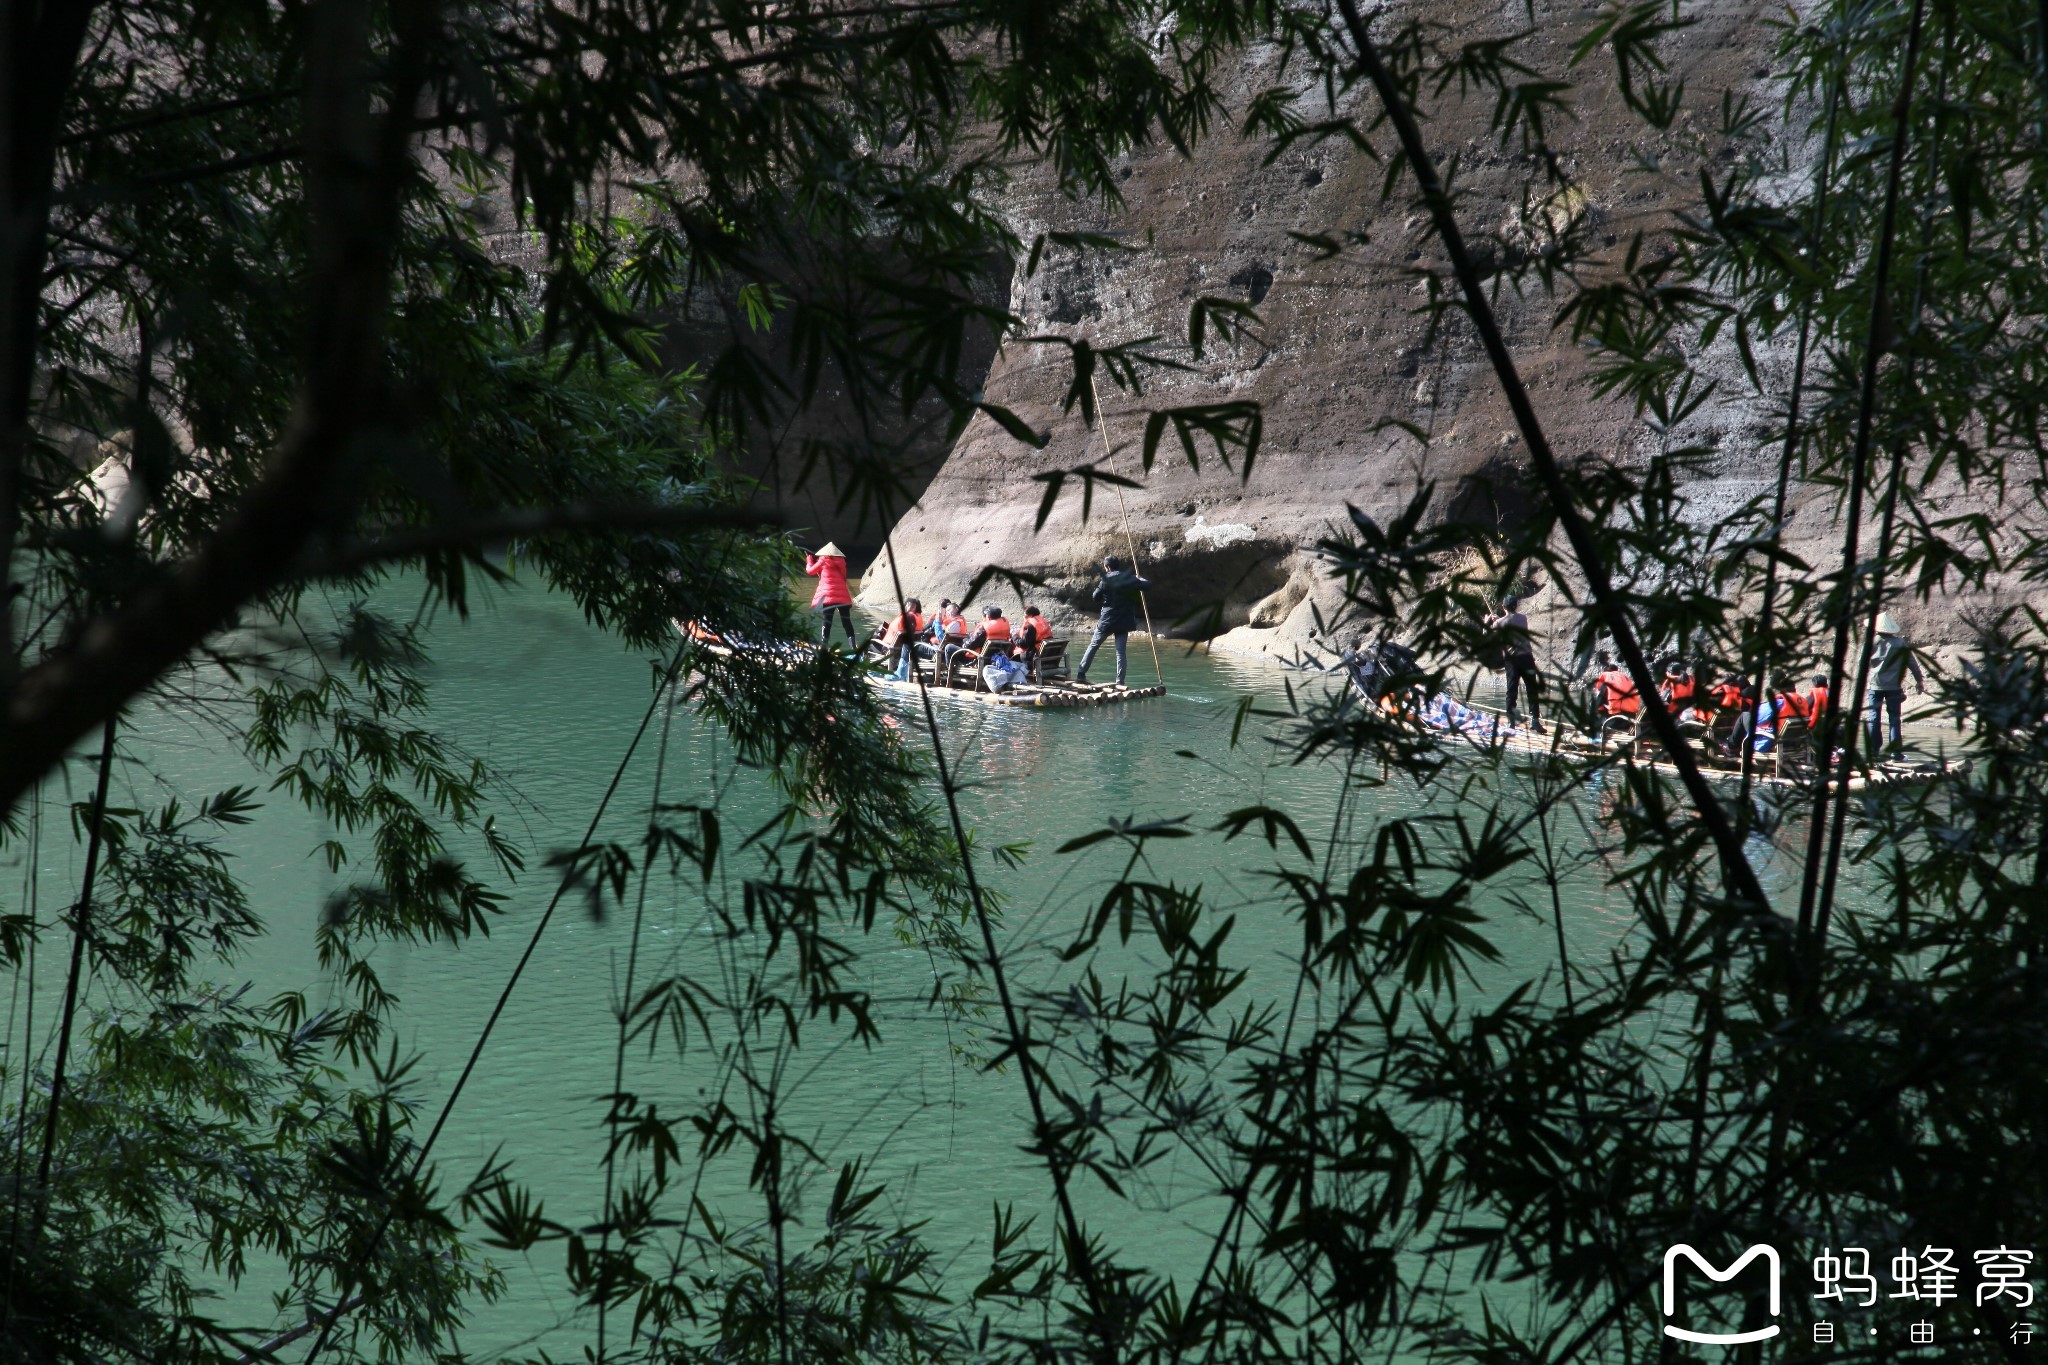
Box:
(805, 542, 857, 647)
(1864, 610, 1925, 754)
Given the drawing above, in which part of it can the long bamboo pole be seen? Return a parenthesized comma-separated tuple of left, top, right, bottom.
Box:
(1088, 372, 1165, 686)
(1332, 0, 1770, 914)
(31, 716, 117, 1237)
(1792, 0, 1931, 949)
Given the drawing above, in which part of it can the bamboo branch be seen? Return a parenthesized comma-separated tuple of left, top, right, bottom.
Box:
(1812, 24, 1946, 952)
(1741, 72, 1844, 807)
(233, 1294, 365, 1365)
(29, 715, 116, 1235)
(0, 0, 427, 821)
(1332, 0, 1771, 912)
(292, 502, 773, 580)
(872, 531, 1117, 1354)
(1088, 372, 1164, 685)
(1794, 0, 1931, 947)
(298, 645, 686, 1365)
(1, 0, 103, 715)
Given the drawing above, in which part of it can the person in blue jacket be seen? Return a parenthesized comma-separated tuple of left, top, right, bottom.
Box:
(1075, 555, 1152, 687)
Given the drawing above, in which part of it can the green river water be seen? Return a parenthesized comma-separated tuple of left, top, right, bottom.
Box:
(10, 582, 1838, 1358)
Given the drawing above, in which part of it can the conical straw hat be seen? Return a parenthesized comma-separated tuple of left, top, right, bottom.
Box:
(814, 542, 845, 558)
(1875, 611, 1904, 635)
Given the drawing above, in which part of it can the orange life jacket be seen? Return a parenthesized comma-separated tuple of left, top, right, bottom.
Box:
(883, 611, 925, 647)
(1776, 690, 1811, 725)
(1662, 674, 1696, 707)
(1598, 669, 1641, 715)
(1809, 684, 1829, 720)
(1712, 682, 1745, 712)
(982, 617, 1013, 642)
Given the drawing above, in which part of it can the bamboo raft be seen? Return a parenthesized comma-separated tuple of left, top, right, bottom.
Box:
(1459, 714, 1953, 793)
(677, 623, 1167, 710)
(1352, 679, 1959, 793)
(870, 676, 1166, 708)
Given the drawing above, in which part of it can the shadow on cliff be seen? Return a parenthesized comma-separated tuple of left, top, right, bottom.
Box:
(657, 245, 1013, 564)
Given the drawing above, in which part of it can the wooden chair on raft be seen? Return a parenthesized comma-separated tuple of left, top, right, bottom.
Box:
(935, 647, 980, 691)
(1772, 715, 1816, 781)
(1709, 708, 1741, 756)
(1029, 639, 1069, 684)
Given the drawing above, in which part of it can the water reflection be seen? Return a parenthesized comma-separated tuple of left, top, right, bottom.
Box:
(85, 598, 1891, 1357)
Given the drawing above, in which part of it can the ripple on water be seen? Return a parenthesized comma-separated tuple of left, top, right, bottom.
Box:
(105, 589, 1738, 1357)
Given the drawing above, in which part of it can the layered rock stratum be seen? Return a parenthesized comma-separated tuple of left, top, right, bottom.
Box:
(851, 3, 2017, 670)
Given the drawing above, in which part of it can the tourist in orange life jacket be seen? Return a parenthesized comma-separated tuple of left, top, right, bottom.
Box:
(1342, 638, 1419, 712)
(1775, 674, 1815, 729)
(953, 605, 1014, 667)
(1774, 670, 1805, 732)
(1659, 657, 1699, 716)
(1016, 605, 1053, 668)
(1806, 673, 1830, 727)
(918, 599, 967, 665)
(1710, 674, 1747, 714)
(1590, 652, 1641, 717)
(881, 598, 924, 681)
(1582, 651, 1609, 715)
(805, 542, 857, 647)
(1720, 682, 1763, 755)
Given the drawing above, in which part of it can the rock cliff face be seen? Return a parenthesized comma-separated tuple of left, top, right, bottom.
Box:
(854, 2, 1833, 661)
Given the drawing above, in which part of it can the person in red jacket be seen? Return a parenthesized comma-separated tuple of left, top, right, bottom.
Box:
(805, 542, 856, 647)
(1776, 677, 1813, 728)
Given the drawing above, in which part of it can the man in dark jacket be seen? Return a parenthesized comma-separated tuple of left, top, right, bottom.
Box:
(1483, 594, 1544, 733)
(1865, 611, 1926, 753)
(1075, 555, 1152, 686)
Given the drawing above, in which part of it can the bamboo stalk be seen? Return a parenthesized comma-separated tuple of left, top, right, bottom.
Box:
(1332, 0, 1771, 913)
(31, 716, 117, 1236)
(1742, 71, 1845, 809)
(1793, 0, 1932, 948)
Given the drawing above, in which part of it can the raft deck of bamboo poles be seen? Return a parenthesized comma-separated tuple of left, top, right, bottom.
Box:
(871, 676, 1167, 708)
(1444, 700, 1959, 792)
(676, 624, 1168, 709)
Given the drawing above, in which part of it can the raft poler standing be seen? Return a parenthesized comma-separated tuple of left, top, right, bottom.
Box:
(1483, 594, 1545, 734)
(805, 542, 857, 648)
(1866, 611, 1926, 754)
(1075, 554, 1152, 687)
